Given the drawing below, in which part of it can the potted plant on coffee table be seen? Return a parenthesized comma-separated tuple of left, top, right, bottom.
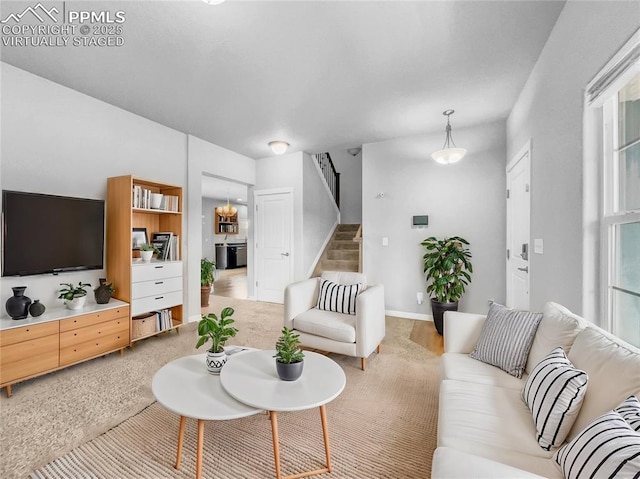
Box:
(200, 258, 215, 307)
(421, 236, 473, 335)
(274, 327, 305, 381)
(196, 307, 237, 374)
(58, 282, 92, 310)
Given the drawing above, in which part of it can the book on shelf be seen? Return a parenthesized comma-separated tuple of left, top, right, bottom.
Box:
(152, 232, 172, 261)
(132, 186, 179, 212)
(154, 309, 173, 331)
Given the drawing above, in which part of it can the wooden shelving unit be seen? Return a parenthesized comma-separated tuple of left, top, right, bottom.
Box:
(215, 211, 239, 234)
(106, 176, 184, 344)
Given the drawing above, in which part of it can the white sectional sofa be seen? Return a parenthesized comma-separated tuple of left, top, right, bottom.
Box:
(431, 302, 640, 478)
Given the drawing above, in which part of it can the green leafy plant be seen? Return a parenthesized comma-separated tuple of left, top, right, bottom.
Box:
(195, 307, 237, 353)
(274, 327, 305, 364)
(140, 243, 159, 253)
(58, 282, 91, 300)
(201, 258, 215, 287)
(421, 236, 473, 303)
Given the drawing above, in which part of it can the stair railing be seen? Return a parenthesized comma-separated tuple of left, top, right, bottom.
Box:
(353, 224, 362, 273)
(315, 152, 340, 208)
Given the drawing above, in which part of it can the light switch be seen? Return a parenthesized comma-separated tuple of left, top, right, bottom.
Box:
(382, 237, 389, 246)
(534, 238, 544, 254)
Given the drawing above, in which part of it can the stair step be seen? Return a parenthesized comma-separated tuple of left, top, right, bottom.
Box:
(337, 224, 360, 232)
(321, 259, 359, 272)
(330, 240, 359, 250)
(335, 232, 357, 241)
(328, 250, 359, 261)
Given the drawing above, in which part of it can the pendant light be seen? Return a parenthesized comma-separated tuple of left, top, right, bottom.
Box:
(215, 190, 237, 217)
(431, 110, 467, 165)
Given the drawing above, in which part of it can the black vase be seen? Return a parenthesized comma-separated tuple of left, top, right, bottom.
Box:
(6, 286, 32, 320)
(94, 278, 113, 304)
(431, 299, 459, 335)
(29, 300, 46, 317)
(276, 360, 304, 381)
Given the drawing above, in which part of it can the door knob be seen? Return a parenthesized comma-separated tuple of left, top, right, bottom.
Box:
(517, 267, 529, 273)
(281, 252, 290, 257)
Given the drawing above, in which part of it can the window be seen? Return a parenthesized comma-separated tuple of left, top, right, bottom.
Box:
(603, 72, 640, 347)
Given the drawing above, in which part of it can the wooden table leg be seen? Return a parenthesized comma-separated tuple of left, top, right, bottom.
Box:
(174, 416, 186, 469)
(319, 405, 332, 472)
(270, 411, 282, 479)
(5, 384, 12, 398)
(196, 419, 204, 479)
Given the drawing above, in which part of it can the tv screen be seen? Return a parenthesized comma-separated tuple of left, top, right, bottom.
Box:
(2, 190, 105, 277)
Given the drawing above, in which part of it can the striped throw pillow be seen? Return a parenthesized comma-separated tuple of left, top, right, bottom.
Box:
(615, 395, 640, 432)
(553, 410, 640, 479)
(316, 279, 362, 315)
(522, 347, 588, 450)
(469, 302, 543, 378)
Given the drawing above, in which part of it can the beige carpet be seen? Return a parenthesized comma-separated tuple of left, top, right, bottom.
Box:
(1, 297, 440, 478)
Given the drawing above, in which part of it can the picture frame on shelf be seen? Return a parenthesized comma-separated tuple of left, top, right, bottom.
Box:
(132, 228, 148, 250)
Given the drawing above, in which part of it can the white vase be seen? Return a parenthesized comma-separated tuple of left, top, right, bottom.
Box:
(150, 193, 163, 209)
(65, 295, 86, 310)
(140, 250, 153, 261)
(206, 350, 227, 375)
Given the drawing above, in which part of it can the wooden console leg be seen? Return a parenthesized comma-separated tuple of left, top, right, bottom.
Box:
(361, 357, 366, 371)
(120, 348, 125, 357)
(376, 344, 381, 354)
(5, 384, 12, 398)
(196, 419, 204, 479)
(174, 416, 186, 469)
(270, 411, 282, 479)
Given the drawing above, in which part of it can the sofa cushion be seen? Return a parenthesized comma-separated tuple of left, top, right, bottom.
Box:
(522, 347, 588, 451)
(293, 308, 355, 343)
(316, 279, 362, 315)
(615, 395, 640, 431)
(469, 303, 542, 378)
(526, 302, 588, 374)
(320, 271, 367, 290)
(567, 326, 640, 439)
(441, 353, 527, 390)
(553, 410, 640, 479)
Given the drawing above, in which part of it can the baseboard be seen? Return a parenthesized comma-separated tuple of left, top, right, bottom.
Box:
(385, 310, 433, 322)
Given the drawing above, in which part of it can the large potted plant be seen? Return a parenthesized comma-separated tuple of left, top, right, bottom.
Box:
(274, 327, 305, 381)
(58, 282, 91, 310)
(195, 307, 237, 374)
(421, 236, 473, 335)
(200, 258, 215, 307)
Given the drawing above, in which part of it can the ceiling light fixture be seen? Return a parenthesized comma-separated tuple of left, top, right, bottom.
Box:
(215, 191, 237, 217)
(347, 147, 362, 156)
(431, 109, 467, 165)
(202, 0, 226, 5)
(268, 141, 289, 155)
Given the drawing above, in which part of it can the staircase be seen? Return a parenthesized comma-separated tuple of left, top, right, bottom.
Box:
(313, 224, 361, 275)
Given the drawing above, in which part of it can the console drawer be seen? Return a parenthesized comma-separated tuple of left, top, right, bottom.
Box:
(132, 262, 182, 282)
(131, 290, 182, 316)
(59, 306, 130, 332)
(0, 321, 59, 347)
(60, 317, 129, 349)
(0, 335, 59, 384)
(60, 331, 129, 366)
(131, 276, 182, 300)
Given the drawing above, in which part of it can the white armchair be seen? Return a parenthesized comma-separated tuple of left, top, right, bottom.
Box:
(284, 271, 385, 370)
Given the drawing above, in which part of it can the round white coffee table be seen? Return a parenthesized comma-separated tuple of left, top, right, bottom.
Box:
(221, 350, 346, 479)
(152, 351, 261, 479)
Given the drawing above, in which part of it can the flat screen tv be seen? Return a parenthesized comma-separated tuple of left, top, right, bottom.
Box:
(2, 190, 105, 277)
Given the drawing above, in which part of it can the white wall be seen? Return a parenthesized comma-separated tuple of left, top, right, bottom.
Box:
(328, 148, 363, 224)
(0, 63, 187, 310)
(506, 1, 639, 316)
(186, 135, 255, 313)
(362, 120, 507, 316)
(302, 152, 340, 276)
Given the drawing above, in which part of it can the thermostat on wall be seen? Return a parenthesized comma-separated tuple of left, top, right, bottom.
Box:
(412, 215, 429, 226)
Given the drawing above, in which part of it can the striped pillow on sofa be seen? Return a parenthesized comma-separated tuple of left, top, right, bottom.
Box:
(316, 279, 362, 315)
(522, 347, 588, 450)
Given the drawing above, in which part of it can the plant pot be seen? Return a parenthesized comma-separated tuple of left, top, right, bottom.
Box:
(276, 359, 304, 381)
(94, 279, 113, 304)
(65, 295, 87, 310)
(5, 286, 32, 320)
(140, 250, 153, 261)
(201, 285, 212, 307)
(431, 299, 458, 336)
(150, 193, 163, 209)
(206, 350, 227, 375)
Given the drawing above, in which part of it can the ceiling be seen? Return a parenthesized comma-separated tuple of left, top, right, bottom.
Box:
(0, 0, 566, 159)
(202, 175, 248, 203)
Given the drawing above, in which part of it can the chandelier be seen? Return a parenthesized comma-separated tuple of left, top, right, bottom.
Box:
(431, 109, 467, 165)
(216, 196, 237, 217)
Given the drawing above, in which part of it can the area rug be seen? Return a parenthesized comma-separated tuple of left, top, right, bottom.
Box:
(15, 297, 441, 478)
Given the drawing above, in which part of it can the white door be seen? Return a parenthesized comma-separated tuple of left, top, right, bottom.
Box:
(254, 189, 293, 303)
(506, 141, 531, 310)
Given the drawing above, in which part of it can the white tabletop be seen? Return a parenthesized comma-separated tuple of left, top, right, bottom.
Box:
(152, 352, 262, 421)
(220, 350, 346, 412)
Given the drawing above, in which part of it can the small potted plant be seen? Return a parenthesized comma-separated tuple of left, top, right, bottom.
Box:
(94, 278, 115, 304)
(421, 236, 473, 335)
(139, 244, 158, 261)
(195, 307, 237, 374)
(274, 327, 305, 381)
(58, 282, 91, 310)
(200, 258, 215, 307)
